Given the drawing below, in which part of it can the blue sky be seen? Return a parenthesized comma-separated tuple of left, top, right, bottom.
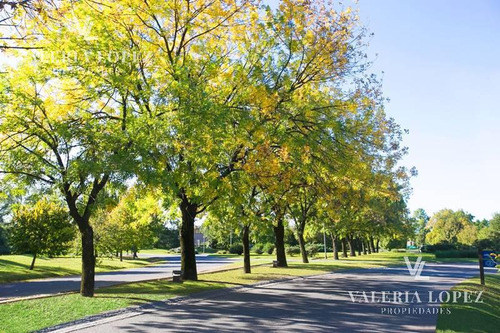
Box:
(355, 0, 500, 219)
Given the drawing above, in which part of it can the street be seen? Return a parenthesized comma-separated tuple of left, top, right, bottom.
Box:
(0, 255, 237, 302)
(49, 263, 495, 333)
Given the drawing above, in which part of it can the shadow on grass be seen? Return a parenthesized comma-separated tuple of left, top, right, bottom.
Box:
(0, 257, 80, 283)
(95, 257, 165, 271)
(437, 274, 500, 333)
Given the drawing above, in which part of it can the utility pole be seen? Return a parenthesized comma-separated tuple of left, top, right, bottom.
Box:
(323, 223, 327, 259)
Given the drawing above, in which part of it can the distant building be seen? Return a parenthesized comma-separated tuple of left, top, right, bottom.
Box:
(194, 227, 206, 247)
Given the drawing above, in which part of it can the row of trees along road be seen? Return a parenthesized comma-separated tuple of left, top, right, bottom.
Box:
(0, 0, 414, 296)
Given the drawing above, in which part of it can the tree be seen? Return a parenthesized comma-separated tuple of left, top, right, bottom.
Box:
(426, 209, 478, 247)
(0, 9, 135, 295)
(155, 225, 180, 250)
(287, 184, 318, 263)
(412, 208, 429, 246)
(0, 224, 9, 254)
(94, 187, 163, 260)
(477, 213, 500, 249)
(10, 199, 75, 269)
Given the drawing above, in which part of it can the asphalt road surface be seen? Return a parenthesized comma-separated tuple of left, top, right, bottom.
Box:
(0, 255, 237, 302)
(52, 262, 496, 333)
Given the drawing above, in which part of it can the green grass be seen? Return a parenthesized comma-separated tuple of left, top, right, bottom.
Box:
(0, 259, 388, 333)
(436, 273, 500, 333)
(312, 251, 476, 263)
(0, 255, 164, 284)
(137, 248, 170, 255)
(1, 251, 473, 285)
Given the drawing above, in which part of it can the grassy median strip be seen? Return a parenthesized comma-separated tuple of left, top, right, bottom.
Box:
(0, 255, 165, 284)
(436, 273, 500, 333)
(0, 260, 386, 333)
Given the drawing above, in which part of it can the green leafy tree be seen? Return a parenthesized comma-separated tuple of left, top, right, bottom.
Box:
(426, 209, 478, 247)
(0, 224, 9, 254)
(95, 187, 163, 260)
(10, 200, 75, 270)
(412, 208, 429, 246)
(0, 1, 137, 296)
(477, 213, 500, 249)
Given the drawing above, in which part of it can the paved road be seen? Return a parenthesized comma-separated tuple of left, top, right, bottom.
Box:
(0, 255, 238, 302)
(57, 263, 495, 333)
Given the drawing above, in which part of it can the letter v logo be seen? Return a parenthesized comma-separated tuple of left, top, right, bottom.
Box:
(404, 256, 430, 280)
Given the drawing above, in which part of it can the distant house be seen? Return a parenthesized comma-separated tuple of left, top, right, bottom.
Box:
(194, 227, 206, 247)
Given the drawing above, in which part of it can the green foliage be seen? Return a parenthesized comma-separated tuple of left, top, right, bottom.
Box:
(229, 244, 244, 255)
(477, 213, 500, 250)
(305, 243, 321, 257)
(155, 226, 180, 250)
(412, 208, 429, 246)
(10, 200, 75, 265)
(286, 245, 301, 256)
(0, 0, 415, 288)
(262, 243, 275, 255)
(426, 209, 478, 247)
(0, 224, 10, 254)
(384, 238, 407, 250)
(92, 187, 163, 256)
(252, 243, 264, 254)
(435, 250, 477, 258)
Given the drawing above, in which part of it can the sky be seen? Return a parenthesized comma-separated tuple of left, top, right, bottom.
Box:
(352, 0, 500, 220)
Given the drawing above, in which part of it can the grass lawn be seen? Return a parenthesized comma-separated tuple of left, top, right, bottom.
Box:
(0, 260, 387, 333)
(210, 251, 477, 268)
(0, 255, 164, 284)
(436, 273, 500, 333)
(137, 248, 170, 255)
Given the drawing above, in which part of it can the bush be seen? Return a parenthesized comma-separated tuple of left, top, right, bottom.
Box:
(286, 245, 300, 256)
(0, 225, 10, 255)
(263, 243, 275, 255)
(422, 242, 457, 253)
(229, 244, 243, 255)
(306, 243, 322, 257)
(252, 243, 264, 255)
(435, 249, 477, 258)
(196, 247, 217, 254)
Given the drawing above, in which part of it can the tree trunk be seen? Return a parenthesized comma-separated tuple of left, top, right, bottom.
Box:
(341, 238, 348, 258)
(273, 218, 288, 267)
(297, 223, 309, 263)
(119, 250, 123, 262)
(242, 225, 251, 273)
(29, 253, 37, 270)
(369, 236, 376, 253)
(366, 240, 372, 254)
(356, 238, 362, 256)
(81, 225, 95, 297)
(362, 239, 367, 255)
(179, 195, 198, 280)
(376, 239, 380, 253)
(347, 236, 356, 257)
(331, 234, 339, 260)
